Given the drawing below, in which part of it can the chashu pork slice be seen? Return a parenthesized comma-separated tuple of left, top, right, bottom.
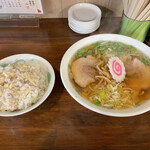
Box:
(71, 55, 98, 88)
(125, 58, 150, 91)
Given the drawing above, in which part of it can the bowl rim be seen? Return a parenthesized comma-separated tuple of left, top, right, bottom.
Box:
(0, 54, 55, 117)
(60, 33, 150, 117)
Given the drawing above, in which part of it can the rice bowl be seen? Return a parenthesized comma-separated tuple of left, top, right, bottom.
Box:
(0, 54, 55, 117)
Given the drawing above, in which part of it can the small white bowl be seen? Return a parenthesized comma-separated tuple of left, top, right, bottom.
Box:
(68, 3, 101, 24)
(60, 34, 150, 117)
(68, 3, 102, 34)
(0, 54, 55, 117)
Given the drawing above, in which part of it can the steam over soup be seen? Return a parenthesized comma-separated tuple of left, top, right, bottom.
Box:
(69, 41, 150, 109)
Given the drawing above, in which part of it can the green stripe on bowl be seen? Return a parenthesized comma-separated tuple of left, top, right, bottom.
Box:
(47, 72, 51, 83)
(68, 64, 71, 69)
(13, 59, 25, 64)
(1, 63, 9, 68)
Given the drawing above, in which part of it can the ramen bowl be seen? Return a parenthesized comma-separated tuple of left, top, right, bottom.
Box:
(0, 54, 55, 117)
(60, 34, 150, 117)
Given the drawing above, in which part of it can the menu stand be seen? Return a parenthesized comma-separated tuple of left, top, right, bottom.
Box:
(0, 14, 40, 27)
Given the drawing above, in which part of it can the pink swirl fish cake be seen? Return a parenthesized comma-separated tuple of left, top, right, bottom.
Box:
(108, 57, 126, 82)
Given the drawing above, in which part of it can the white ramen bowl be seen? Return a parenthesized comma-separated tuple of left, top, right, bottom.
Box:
(0, 54, 55, 117)
(60, 34, 150, 117)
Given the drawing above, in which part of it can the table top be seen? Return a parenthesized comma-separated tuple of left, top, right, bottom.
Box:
(0, 18, 149, 150)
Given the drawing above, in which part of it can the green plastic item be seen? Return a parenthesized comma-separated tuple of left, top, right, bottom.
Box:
(119, 13, 150, 42)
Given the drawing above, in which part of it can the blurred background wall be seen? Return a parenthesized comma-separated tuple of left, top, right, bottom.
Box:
(41, 0, 123, 18)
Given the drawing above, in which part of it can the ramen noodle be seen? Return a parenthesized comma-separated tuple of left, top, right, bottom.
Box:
(69, 41, 150, 109)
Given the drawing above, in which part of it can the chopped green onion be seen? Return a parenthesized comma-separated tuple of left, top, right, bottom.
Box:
(93, 99, 101, 106)
(80, 48, 86, 53)
(140, 56, 150, 66)
(92, 42, 100, 47)
(99, 89, 105, 99)
(87, 49, 93, 54)
(129, 46, 137, 53)
(76, 53, 83, 58)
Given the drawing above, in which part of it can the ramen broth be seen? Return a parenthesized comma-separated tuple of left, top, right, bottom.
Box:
(69, 41, 150, 109)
